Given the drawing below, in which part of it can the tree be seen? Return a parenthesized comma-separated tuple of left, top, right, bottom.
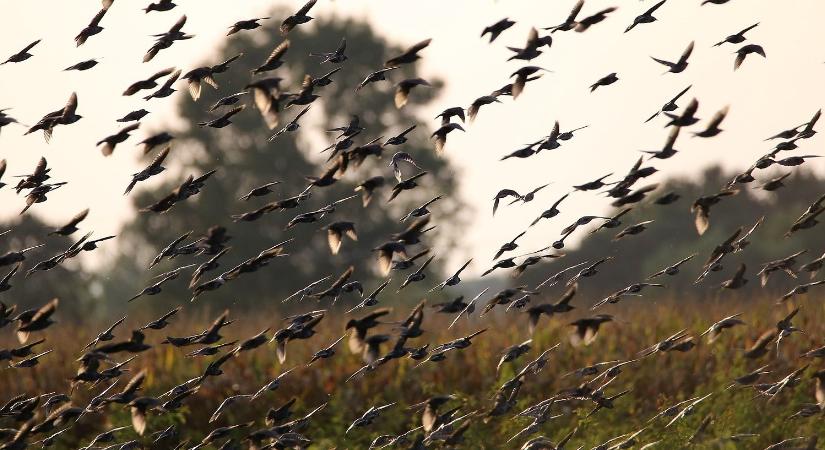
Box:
(104, 12, 463, 313)
(512, 166, 825, 306)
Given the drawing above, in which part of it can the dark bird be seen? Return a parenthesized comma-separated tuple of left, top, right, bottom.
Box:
(395, 78, 431, 108)
(144, 0, 176, 13)
(491, 231, 525, 261)
(97, 123, 140, 156)
(389, 171, 427, 203)
(590, 73, 618, 92)
(182, 53, 242, 101)
(647, 254, 696, 279)
(734, 44, 766, 70)
(269, 105, 311, 140)
(253, 40, 290, 74)
(530, 193, 570, 226)
(511, 66, 547, 99)
(482, 18, 516, 43)
(720, 263, 748, 289)
(467, 95, 501, 122)
(209, 92, 246, 112)
(430, 259, 472, 291)
(2, 39, 41, 64)
(625, 0, 667, 33)
(310, 37, 347, 64)
(0, 264, 20, 293)
(613, 220, 653, 241)
(15, 298, 58, 343)
(281, 0, 317, 34)
(326, 221, 357, 255)
(569, 315, 613, 346)
(143, 69, 181, 100)
(0, 243, 44, 267)
(125, 147, 170, 195)
(139, 307, 181, 331)
(507, 27, 552, 61)
(144, 15, 193, 63)
(646, 84, 691, 123)
(798, 109, 821, 139)
(49, 208, 89, 236)
(436, 106, 466, 125)
(546, 0, 584, 32)
(651, 41, 694, 74)
(691, 189, 738, 235)
(527, 284, 577, 334)
(123, 68, 177, 96)
(198, 105, 245, 128)
(24, 92, 82, 142)
(575, 6, 618, 32)
(227, 17, 269, 36)
(385, 38, 432, 67)
(398, 255, 435, 292)
(356, 67, 399, 92)
(431, 123, 465, 153)
(64, 58, 100, 71)
(776, 155, 821, 167)
(714, 22, 759, 46)
(75, 7, 109, 47)
(665, 97, 700, 127)
(693, 106, 729, 137)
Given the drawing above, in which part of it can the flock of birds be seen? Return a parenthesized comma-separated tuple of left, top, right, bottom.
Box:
(1, 0, 825, 449)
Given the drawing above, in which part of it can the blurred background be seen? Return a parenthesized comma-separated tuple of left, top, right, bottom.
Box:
(0, 0, 823, 319)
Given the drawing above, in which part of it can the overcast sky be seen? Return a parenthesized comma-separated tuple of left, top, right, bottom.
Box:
(1, 0, 823, 269)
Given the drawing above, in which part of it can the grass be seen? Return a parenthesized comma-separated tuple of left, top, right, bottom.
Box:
(1, 291, 823, 449)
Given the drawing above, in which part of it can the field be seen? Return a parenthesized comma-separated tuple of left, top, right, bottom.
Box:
(2, 292, 822, 449)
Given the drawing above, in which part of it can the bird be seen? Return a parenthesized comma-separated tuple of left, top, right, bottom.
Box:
(24, 92, 82, 142)
(720, 263, 748, 289)
(482, 18, 516, 43)
(389, 171, 427, 202)
(691, 189, 738, 235)
(546, 1, 584, 32)
(198, 105, 245, 128)
(48, 208, 90, 237)
(575, 6, 617, 32)
(693, 106, 729, 137)
(346, 403, 396, 434)
(714, 22, 759, 46)
(310, 37, 348, 63)
(395, 78, 431, 108)
(2, 39, 41, 64)
(356, 67, 399, 92)
(530, 193, 570, 226)
(97, 123, 140, 156)
(253, 40, 290, 74)
(144, 15, 193, 63)
(281, 0, 317, 34)
(569, 314, 613, 346)
(75, 7, 109, 46)
(734, 44, 766, 70)
(626, 0, 667, 33)
(430, 259, 472, 291)
(227, 17, 269, 36)
(590, 73, 618, 92)
(125, 147, 169, 195)
(652, 41, 694, 74)
(64, 58, 100, 71)
(143, 69, 181, 100)
(386, 38, 432, 67)
(144, 0, 176, 13)
(646, 85, 692, 122)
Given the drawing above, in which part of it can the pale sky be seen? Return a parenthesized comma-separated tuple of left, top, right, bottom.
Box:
(1, 0, 823, 269)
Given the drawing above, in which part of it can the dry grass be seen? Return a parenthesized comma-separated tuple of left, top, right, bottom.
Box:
(1, 291, 823, 449)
